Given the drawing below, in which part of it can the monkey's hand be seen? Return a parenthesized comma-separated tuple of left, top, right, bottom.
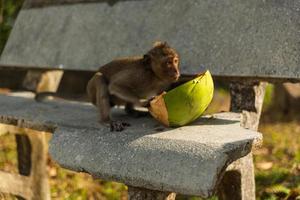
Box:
(110, 121, 131, 132)
(139, 99, 152, 108)
(141, 93, 167, 108)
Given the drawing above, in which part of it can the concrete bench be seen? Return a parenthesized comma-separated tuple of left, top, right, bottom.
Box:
(0, 94, 261, 198)
(0, 0, 299, 199)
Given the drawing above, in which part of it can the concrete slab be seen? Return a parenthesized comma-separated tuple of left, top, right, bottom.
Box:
(0, 94, 262, 197)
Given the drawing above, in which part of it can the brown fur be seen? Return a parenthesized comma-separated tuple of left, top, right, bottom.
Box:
(87, 42, 180, 131)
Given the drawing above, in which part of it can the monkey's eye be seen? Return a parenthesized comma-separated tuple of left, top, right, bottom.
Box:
(174, 58, 178, 64)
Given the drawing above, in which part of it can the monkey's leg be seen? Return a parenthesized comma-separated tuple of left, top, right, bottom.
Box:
(87, 72, 111, 122)
(87, 73, 130, 132)
(125, 103, 149, 118)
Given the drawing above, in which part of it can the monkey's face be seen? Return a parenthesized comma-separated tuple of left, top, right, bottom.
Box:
(159, 55, 180, 82)
(147, 43, 180, 83)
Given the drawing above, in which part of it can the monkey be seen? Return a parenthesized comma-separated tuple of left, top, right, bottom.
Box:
(35, 42, 198, 131)
(86, 41, 180, 131)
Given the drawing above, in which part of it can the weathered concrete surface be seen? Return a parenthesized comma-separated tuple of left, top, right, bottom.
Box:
(1, 0, 299, 80)
(0, 94, 262, 197)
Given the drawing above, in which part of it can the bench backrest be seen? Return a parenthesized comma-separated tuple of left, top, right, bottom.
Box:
(1, 0, 299, 81)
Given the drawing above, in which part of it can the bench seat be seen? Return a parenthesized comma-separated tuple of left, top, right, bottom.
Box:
(0, 94, 261, 197)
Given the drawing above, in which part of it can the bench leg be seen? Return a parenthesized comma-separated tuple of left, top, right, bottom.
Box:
(28, 133, 50, 200)
(22, 70, 63, 92)
(217, 153, 255, 200)
(128, 186, 176, 200)
(219, 81, 266, 200)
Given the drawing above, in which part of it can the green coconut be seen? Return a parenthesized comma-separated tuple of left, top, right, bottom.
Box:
(149, 70, 214, 127)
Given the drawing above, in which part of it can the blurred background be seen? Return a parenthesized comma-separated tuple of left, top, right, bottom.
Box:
(0, 1, 299, 199)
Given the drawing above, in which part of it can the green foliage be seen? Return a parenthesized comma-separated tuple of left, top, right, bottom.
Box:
(101, 181, 127, 200)
(262, 84, 274, 111)
(65, 189, 88, 200)
(0, 132, 17, 173)
(256, 168, 290, 187)
(296, 151, 300, 164)
(0, 0, 24, 53)
(256, 119, 300, 200)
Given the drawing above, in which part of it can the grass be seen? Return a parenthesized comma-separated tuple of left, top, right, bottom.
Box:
(255, 121, 300, 199)
(0, 86, 300, 199)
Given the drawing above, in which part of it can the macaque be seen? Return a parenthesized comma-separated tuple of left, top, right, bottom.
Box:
(87, 41, 180, 131)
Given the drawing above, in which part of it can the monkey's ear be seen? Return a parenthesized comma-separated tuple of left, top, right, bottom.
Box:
(153, 41, 168, 48)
